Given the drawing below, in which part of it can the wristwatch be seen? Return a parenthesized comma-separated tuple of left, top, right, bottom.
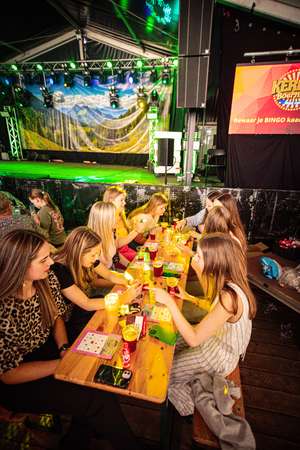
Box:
(58, 343, 70, 353)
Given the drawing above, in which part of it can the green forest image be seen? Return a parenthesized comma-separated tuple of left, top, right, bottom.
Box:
(18, 72, 173, 154)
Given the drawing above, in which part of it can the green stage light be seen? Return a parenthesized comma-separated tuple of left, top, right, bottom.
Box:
(137, 60, 143, 68)
(161, 68, 171, 85)
(11, 64, 19, 72)
(172, 58, 178, 68)
(36, 63, 44, 71)
(70, 62, 77, 69)
(106, 61, 113, 69)
(83, 71, 92, 87)
(151, 89, 159, 106)
(40, 86, 53, 108)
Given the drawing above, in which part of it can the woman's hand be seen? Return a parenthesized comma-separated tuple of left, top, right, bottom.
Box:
(176, 285, 189, 300)
(120, 282, 143, 304)
(177, 219, 186, 232)
(175, 242, 195, 257)
(189, 230, 201, 239)
(149, 287, 175, 307)
(32, 213, 40, 225)
(134, 221, 146, 234)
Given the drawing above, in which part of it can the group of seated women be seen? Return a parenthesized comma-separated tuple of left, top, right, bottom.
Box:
(0, 186, 257, 449)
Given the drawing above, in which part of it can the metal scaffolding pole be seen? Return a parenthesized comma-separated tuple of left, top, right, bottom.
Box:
(4, 105, 23, 160)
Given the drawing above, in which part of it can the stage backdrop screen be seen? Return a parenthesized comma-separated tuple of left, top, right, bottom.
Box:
(3, 70, 173, 154)
(229, 62, 300, 135)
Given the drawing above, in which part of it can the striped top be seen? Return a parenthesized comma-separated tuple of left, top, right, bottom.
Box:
(167, 282, 252, 416)
(201, 282, 252, 376)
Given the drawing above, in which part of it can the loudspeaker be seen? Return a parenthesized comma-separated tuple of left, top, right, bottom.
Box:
(157, 139, 174, 166)
(177, 0, 214, 108)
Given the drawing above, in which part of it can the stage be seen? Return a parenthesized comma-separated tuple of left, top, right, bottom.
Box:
(0, 160, 223, 187)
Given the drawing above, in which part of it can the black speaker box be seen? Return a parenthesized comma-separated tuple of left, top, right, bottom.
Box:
(157, 139, 174, 166)
(177, 0, 214, 108)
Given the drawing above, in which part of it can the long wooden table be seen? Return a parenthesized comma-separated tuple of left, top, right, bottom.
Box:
(54, 236, 193, 447)
(247, 252, 300, 313)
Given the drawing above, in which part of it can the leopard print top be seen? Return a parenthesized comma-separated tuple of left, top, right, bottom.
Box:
(0, 270, 66, 374)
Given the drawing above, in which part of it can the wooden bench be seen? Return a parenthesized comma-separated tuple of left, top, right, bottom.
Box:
(192, 365, 245, 449)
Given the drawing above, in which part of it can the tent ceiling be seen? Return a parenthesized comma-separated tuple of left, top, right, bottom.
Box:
(0, 0, 299, 65)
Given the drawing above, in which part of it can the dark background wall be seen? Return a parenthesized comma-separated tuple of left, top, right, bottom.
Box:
(1, 176, 299, 248)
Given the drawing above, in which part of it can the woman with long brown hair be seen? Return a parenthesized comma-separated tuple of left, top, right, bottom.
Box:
(0, 229, 145, 450)
(29, 189, 66, 248)
(128, 193, 168, 246)
(151, 233, 256, 417)
(213, 192, 248, 252)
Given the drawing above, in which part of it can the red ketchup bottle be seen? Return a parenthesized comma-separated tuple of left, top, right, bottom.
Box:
(122, 342, 131, 368)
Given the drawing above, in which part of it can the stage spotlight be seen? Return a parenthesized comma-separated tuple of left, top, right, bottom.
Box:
(99, 69, 107, 84)
(40, 86, 53, 108)
(36, 63, 44, 71)
(117, 68, 124, 83)
(161, 68, 171, 85)
(63, 71, 73, 87)
(128, 69, 136, 84)
(83, 71, 92, 87)
(137, 85, 147, 111)
(70, 61, 77, 70)
(0, 84, 12, 106)
(49, 72, 58, 85)
(150, 89, 159, 106)
(23, 71, 33, 85)
(150, 67, 158, 83)
(11, 64, 19, 72)
(109, 85, 119, 109)
(106, 61, 113, 69)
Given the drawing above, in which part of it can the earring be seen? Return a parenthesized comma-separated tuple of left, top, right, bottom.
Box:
(23, 280, 26, 287)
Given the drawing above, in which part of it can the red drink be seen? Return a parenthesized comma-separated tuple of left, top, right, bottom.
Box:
(149, 248, 157, 261)
(153, 260, 163, 278)
(150, 229, 156, 240)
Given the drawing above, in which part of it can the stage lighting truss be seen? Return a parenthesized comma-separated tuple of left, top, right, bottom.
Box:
(40, 86, 53, 108)
(83, 70, 92, 87)
(99, 69, 107, 84)
(63, 71, 73, 87)
(109, 85, 119, 109)
(15, 86, 30, 107)
(137, 85, 147, 111)
(161, 67, 171, 85)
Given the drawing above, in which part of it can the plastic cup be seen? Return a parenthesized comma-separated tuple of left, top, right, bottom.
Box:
(122, 324, 139, 352)
(104, 293, 119, 322)
(153, 260, 163, 278)
(137, 250, 144, 260)
(173, 218, 178, 228)
(167, 277, 179, 295)
(149, 246, 158, 261)
(150, 229, 156, 240)
(161, 222, 168, 233)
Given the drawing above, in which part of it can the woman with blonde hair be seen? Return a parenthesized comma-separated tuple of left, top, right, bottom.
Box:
(128, 193, 168, 246)
(151, 233, 256, 418)
(213, 193, 247, 252)
(0, 229, 145, 450)
(88, 201, 144, 269)
(52, 226, 142, 342)
(103, 185, 140, 260)
(29, 189, 66, 248)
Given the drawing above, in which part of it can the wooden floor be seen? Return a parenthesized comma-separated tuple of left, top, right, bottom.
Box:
(1, 286, 300, 450)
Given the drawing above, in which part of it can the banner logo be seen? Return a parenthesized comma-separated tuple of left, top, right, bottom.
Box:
(271, 69, 300, 111)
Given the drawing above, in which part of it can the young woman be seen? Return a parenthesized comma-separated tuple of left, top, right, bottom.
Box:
(87, 201, 144, 269)
(151, 233, 256, 417)
(0, 229, 145, 450)
(51, 226, 142, 343)
(127, 193, 168, 246)
(201, 206, 245, 248)
(103, 185, 141, 262)
(177, 190, 221, 239)
(29, 189, 66, 248)
(213, 192, 248, 252)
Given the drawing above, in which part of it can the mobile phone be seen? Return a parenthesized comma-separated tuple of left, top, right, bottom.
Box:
(118, 302, 141, 317)
(149, 325, 178, 345)
(94, 364, 132, 389)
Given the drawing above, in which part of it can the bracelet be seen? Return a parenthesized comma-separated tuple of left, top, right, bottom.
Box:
(133, 229, 139, 234)
(58, 343, 70, 353)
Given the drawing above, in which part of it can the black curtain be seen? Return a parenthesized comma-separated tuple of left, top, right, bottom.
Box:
(214, 4, 300, 190)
